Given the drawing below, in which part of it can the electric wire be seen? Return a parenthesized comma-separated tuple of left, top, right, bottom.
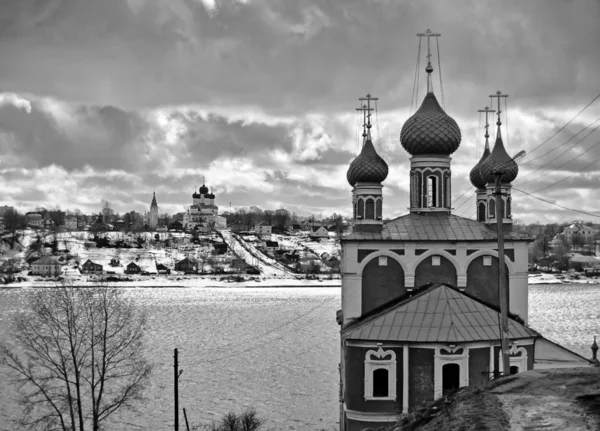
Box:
(517, 118, 600, 186)
(513, 187, 600, 219)
(528, 149, 600, 194)
(519, 92, 600, 164)
(375, 99, 381, 152)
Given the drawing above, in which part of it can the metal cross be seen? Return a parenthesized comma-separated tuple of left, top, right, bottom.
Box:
(417, 29, 441, 63)
(489, 90, 508, 125)
(359, 94, 378, 128)
(477, 106, 496, 139)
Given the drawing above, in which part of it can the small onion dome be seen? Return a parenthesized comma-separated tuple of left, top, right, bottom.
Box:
(199, 184, 209, 194)
(479, 133, 519, 184)
(346, 134, 389, 186)
(469, 142, 491, 189)
(400, 92, 461, 155)
(207, 193, 215, 199)
(192, 191, 200, 198)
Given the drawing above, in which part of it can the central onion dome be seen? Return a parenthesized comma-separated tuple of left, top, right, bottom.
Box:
(479, 131, 518, 183)
(400, 92, 461, 155)
(469, 142, 491, 189)
(199, 184, 209, 194)
(346, 132, 389, 186)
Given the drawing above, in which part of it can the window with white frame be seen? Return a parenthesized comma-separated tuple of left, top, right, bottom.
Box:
(364, 347, 397, 401)
(499, 344, 528, 375)
(483, 256, 492, 266)
(432, 256, 441, 266)
(434, 346, 469, 399)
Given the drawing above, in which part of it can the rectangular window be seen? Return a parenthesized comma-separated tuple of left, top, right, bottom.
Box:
(379, 256, 388, 266)
(483, 256, 492, 266)
(432, 256, 441, 266)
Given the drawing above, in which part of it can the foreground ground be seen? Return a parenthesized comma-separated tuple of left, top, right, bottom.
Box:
(399, 367, 599, 431)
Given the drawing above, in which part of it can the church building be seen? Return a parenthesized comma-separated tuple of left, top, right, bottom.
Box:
(338, 31, 537, 430)
(183, 180, 227, 231)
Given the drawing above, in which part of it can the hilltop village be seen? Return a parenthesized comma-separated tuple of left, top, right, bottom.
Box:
(0, 182, 349, 286)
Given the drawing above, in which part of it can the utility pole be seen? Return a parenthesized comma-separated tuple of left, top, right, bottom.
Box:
(174, 348, 180, 431)
(494, 172, 510, 378)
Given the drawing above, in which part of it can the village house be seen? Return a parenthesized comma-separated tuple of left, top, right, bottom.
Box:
(309, 225, 329, 239)
(81, 259, 103, 275)
(169, 220, 183, 231)
(64, 216, 78, 230)
(255, 221, 272, 236)
(265, 240, 279, 251)
(30, 256, 62, 276)
(25, 212, 43, 228)
(230, 220, 250, 233)
(175, 257, 198, 274)
(563, 222, 598, 242)
(289, 224, 303, 233)
(156, 263, 170, 274)
(126, 262, 141, 274)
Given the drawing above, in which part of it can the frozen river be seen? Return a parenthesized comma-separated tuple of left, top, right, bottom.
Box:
(0, 284, 598, 430)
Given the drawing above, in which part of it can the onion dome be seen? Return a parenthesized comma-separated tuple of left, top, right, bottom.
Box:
(346, 132, 389, 186)
(479, 129, 518, 184)
(192, 189, 199, 198)
(469, 141, 491, 189)
(199, 183, 209, 194)
(400, 92, 461, 155)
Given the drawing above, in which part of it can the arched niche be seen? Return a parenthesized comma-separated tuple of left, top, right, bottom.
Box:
(465, 255, 509, 308)
(362, 255, 406, 314)
(489, 198, 496, 218)
(357, 199, 364, 218)
(365, 198, 375, 220)
(376, 199, 382, 219)
(414, 254, 457, 288)
(477, 202, 486, 222)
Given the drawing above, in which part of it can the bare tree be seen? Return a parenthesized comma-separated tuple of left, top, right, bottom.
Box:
(0, 284, 152, 431)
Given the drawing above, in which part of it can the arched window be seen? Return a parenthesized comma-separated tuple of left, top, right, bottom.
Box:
(410, 174, 416, 207)
(489, 198, 496, 218)
(372, 368, 389, 397)
(353, 201, 357, 219)
(357, 199, 364, 219)
(415, 173, 421, 207)
(506, 197, 512, 218)
(364, 347, 396, 400)
(427, 175, 438, 208)
(445, 175, 451, 207)
(365, 199, 375, 219)
(478, 202, 486, 222)
(376, 199, 382, 219)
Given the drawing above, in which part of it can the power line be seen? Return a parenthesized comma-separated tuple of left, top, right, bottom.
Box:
(529, 154, 600, 194)
(520, 93, 600, 164)
(513, 187, 600, 219)
(518, 120, 600, 186)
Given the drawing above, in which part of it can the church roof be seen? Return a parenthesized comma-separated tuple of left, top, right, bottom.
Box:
(344, 283, 539, 343)
(343, 213, 530, 241)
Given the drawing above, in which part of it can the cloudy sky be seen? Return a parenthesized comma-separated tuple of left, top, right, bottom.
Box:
(0, 0, 599, 224)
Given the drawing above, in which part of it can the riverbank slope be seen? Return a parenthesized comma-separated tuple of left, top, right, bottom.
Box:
(400, 367, 600, 431)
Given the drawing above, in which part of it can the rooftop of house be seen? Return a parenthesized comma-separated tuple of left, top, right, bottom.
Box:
(343, 212, 531, 242)
(343, 282, 538, 344)
(32, 256, 61, 266)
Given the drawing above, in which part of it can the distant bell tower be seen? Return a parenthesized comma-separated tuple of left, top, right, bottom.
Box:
(400, 29, 461, 214)
(346, 94, 389, 233)
(149, 191, 159, 229)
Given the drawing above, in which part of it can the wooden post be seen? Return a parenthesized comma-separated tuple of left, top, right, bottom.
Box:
(183, 408, 191, 431)
(494, 173, 510, 377)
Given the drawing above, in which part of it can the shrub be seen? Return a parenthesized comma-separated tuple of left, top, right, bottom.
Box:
(198, 408, 263, 431)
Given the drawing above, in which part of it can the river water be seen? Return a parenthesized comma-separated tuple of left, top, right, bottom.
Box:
(0, 284, 598, 431)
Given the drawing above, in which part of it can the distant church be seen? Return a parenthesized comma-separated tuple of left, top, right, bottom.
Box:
(148, 191, 158, 229)
(183, 180, 227, 231)
(338, 31, 591, 430)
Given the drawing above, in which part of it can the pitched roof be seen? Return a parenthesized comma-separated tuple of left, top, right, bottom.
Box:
(344, 283, 539, 344)
(32, 256, 61, 266)
(343, 212, 531, 242)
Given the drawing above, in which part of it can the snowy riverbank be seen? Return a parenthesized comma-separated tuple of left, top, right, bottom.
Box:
(1, 275, 342, 289)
